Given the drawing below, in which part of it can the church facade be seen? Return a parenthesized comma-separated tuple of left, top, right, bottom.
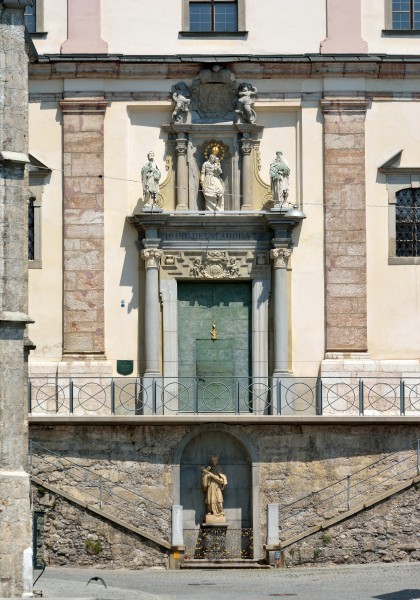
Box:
(26, 0, 420, 567)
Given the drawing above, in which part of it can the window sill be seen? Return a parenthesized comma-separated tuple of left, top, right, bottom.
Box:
(29, 31, 48, 38)
(29, 260, 42, 269)
(382, 29, 420, 36)
(179, 30, 248, 38)
(389, 256, 420, 265)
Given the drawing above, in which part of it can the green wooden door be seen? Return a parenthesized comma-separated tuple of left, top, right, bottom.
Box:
(178, 282, 251, 412)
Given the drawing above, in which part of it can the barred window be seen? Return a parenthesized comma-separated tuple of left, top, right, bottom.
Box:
(395, 188, 420, 257)
(24, 1, 37, 33)
(392, 0, 420, 29)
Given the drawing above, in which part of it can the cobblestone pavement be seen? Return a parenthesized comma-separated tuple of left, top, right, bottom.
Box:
(34, 562, 420, 600)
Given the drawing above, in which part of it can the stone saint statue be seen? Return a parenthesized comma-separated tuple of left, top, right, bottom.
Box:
(269, 151, 290, 207)
(201, 148, 225, 211)
(141, 151, 161, 206)
(202, 455, 228, 521)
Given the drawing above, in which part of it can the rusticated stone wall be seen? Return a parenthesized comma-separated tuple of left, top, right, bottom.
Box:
(321, 99, 369, 353)
(31, 484, 167, 568)
(60, 98, 107, 356)
(30, 423, 420, 567)
(284, 485, 420, 567)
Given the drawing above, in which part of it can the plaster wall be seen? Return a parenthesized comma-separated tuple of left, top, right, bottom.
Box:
(365, 101, 420, 359)
(33, 0, 326, 56)
(34, 0, 67, 55)
(28, 100, 64, 361)
(362, 0, 420, 55)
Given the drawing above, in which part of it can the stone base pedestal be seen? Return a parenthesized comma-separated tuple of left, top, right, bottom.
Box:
(201, 523, 228, 559)
(203, 514, 226, 525)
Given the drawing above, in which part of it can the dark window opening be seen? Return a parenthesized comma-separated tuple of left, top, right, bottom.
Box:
(392, 0, 420, 29)
(189, 1, 238, 32)
(28, 198, 35, 260)
(396, 188, 420, 257)
(24, 1, 36, 33)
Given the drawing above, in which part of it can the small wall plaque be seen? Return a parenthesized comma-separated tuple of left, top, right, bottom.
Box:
(116, 360, 134, 376)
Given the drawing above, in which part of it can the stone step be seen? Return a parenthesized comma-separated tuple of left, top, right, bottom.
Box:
(181, 559, 270, 569)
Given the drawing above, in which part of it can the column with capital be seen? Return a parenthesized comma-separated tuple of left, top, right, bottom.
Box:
(240, 135, 253, 210)
(175, 133, 189, 210)
(141, 249, 163, 375)
(270, 248, 292, 374)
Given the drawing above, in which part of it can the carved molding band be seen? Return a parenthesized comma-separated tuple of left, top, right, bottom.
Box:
(270, 248, 292, 269)
(141, 249, 163, 269)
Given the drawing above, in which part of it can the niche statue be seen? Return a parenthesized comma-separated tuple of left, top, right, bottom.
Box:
(201, 147, 225, 211)
(269, 151, 290, 208)
(141, 151, 161, 207)
(202, 455, 228, 524)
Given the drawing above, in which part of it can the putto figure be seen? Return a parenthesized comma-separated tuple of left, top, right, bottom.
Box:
(236, 82, 257, 124)
(141, 151, 161, 207)
(171, 82, 191, 124)
(201, 147, 225, 211)
(269, 151, 290, 207)
(202, 455, 228, 519)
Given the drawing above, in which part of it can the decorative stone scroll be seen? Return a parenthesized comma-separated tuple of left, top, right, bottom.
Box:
(270, 248, 292, 269)
(141, 248, 163, 269)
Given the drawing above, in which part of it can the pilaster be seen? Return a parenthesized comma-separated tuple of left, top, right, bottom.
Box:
(320, 0, 368, 54)
(321, 98, 369, 353)
(240, 134, 253, 210)
(60, 97, 107, 357)
(61, 0, 108, 54)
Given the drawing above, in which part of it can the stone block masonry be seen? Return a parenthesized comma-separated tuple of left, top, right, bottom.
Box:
(0, 1, 34, 596)
(321, 99, 369, 353)
(60, 98, 107, 357)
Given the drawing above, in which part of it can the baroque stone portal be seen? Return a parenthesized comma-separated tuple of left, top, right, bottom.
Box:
(202, 455, 228, 524)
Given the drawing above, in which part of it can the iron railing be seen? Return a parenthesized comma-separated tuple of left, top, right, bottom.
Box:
(29, 441, 172, 543)
(28, 376, 420, 416)
(278, 438, 420, 544)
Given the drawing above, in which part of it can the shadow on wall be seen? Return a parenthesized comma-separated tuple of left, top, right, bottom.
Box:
(374, 591, 420, 600)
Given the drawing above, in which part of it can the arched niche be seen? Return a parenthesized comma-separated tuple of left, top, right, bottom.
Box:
(172, 424, 260, 559)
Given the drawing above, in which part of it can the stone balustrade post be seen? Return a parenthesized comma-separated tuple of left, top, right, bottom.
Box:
(141, 249, 163, 374)
(270, 248, 292, 374)
(175, 134, 188, 210)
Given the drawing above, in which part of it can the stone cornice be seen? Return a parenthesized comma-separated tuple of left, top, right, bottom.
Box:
(0, 0, 33, 9)
(30, 55, 420, 81)
(320, 98, 370, 114)
(60, 97, 107, 114)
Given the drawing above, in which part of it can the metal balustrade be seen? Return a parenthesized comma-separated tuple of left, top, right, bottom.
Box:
(279, 438, 420, 545)
(27, 376, 420, 417)
(29, 441, 171, 543)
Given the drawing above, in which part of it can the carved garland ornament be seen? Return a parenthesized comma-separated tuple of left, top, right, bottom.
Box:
(190, 251, 240, 279)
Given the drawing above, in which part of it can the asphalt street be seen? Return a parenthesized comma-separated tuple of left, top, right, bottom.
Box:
(33, 562, 420, 600)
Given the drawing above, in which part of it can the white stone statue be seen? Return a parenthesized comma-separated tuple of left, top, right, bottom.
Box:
(201, 147, 225, 211)
(171, 82, 191, 124)
(236, 82, 257, 124)
(202, 455, 228, 520)
(269, 151, 290, 207)
(141, 151, 161, 206)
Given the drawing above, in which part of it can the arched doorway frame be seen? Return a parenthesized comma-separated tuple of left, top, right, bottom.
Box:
(172, 423, 261, 559)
